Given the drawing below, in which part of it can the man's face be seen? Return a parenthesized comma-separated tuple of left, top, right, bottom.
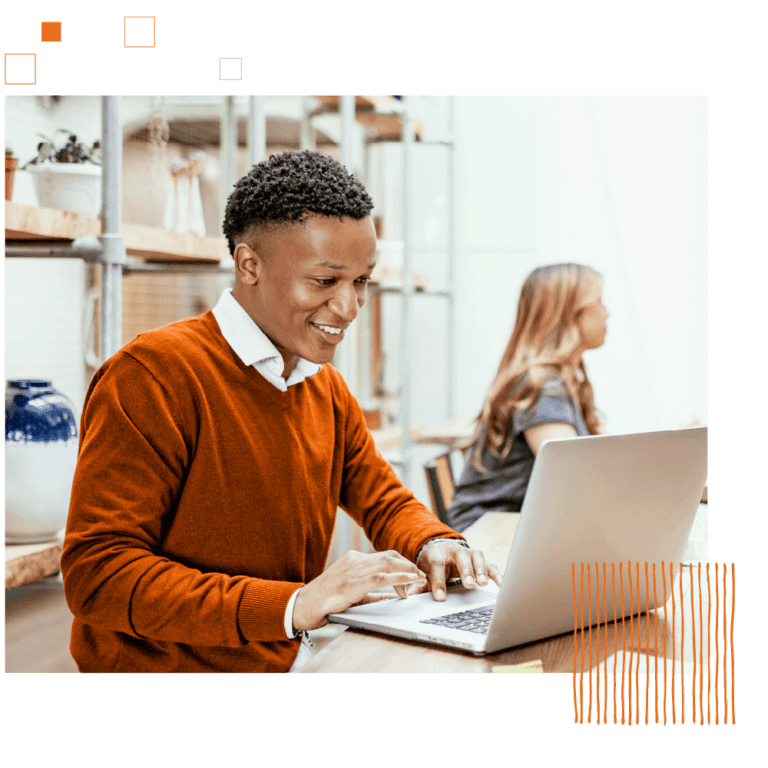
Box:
(235, 214, 377, 377)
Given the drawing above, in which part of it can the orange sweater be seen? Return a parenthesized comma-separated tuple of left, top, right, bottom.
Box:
(62, 311, 461, 672)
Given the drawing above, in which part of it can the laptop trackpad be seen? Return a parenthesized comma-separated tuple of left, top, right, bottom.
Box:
(329, 583, 500, 627)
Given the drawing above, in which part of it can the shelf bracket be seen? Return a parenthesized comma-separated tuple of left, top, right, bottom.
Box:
(97, 233, 127, 266)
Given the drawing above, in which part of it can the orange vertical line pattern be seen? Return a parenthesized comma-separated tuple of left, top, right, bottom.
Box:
(620, 562, 626, 724)
(653, 562, 658, 724)
(580, 562, 585, 724)
(680, 563, 684, 725)
(587, 563, 592, 723)
(613, 562, 618, 724)
(636, 561, 641, 724)
(730, 563, 735, 725)
(645, 561, 650, 725)
(714, 563, 719, 724)
(662, 561, 667, 725)
(690, 564, 696, 724)
(627, 561, 633, 726)
(603, 562, 608, 725)
(723, 563, 728, 725)
(706, 563, 711, 725)
(670, 562, 676, 725)
(696, 562, 709, 725)
(573, 563, 578, 723)
(595, 561, 600, 724)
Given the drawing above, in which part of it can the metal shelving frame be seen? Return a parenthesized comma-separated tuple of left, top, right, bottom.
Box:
(5, 95, 271, 363)
(366, 97, 457, 488)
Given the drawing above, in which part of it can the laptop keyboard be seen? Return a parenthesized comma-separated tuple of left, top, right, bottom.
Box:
(420, 605, 495, 634)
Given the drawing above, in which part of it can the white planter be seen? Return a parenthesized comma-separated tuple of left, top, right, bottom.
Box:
(28, 163, 102, 218)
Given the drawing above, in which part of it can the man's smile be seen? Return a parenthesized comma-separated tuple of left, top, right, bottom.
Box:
(311, 322, 346, 340)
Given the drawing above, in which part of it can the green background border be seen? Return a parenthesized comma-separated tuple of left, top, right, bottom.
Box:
(1, 0, 767, 765)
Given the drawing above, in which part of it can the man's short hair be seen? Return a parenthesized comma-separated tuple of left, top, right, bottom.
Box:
(222, 150, 374, 255)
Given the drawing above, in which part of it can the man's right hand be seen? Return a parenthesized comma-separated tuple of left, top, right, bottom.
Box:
(292, 550, 427, 631)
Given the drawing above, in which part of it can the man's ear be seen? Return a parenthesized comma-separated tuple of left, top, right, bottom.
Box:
(233, 242, 261, 286)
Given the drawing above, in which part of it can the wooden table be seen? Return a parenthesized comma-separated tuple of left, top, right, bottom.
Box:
(5, 537, 64, 591)
(300, 512, 711, 673)
(412, 419, 475, 449)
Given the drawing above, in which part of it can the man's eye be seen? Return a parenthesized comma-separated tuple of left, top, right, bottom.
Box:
(316, 278, 335, 286)
(356, 276, 371, 284)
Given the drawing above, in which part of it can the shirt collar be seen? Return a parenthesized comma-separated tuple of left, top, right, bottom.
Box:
(211, 289, 322, 383)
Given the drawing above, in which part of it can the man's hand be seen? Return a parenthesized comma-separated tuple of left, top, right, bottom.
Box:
(416, 539, 503, 601)
(292, 550, 428, 631)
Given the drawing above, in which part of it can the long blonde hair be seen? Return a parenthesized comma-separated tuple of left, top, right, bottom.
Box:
(472, 263, 603, 472)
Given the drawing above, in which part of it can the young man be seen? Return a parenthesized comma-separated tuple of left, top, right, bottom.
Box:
(62, 151, 501, 672)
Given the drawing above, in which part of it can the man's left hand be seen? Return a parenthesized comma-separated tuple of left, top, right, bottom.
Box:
(415, 540, 502, 602)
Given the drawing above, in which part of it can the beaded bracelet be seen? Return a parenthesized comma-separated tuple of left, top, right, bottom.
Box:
(415, 536, 469, 565)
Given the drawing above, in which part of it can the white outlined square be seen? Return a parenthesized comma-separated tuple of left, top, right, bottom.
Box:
(3, 53, 37, 85)
(123, 16, 157, 48)
(219, 56, 243, 80)
(219, 58, 242, 80)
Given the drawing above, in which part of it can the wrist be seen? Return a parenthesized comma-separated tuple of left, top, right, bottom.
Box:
(287, 588, 302, 638)
(292, 583, 325, 632)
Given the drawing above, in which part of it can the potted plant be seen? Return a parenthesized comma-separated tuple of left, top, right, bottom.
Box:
(22, 129, 102, 218)
(5, 148, 19, 201)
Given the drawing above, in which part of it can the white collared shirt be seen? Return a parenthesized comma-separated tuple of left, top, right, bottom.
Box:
(211, 288, 321, 391)
(211, 289, 319, 664)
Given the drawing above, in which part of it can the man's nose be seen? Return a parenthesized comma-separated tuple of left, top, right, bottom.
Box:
(327, 282, 359, 322)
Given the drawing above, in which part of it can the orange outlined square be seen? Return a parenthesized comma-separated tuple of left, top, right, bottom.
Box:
(3, 53, 37, 85)
(123, 16, 157, 48)
(219, 56, 243, 80)
(41, 22, 62, 42)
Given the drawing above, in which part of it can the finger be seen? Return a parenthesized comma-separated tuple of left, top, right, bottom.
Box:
(470, 549, 489, 586)
(426, 558, 447, 601)
(354, 592, 399, 606)
(363, 571, 427, 596)
(487, 562, 503, 587)
(372, 551, 427, 580)
(450, 548, 478, 589)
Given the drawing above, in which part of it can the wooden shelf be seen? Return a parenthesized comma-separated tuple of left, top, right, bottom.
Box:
(7, 203, 430, 286)
(370, 262, 428, 290)
(371, 426, 425, 452)
(5, 202, 227, 263)
(412, 419, 475, 448)
(312, 96, 423, 141)
(5, 538, 63, 591)
(370, 420, 474, 453)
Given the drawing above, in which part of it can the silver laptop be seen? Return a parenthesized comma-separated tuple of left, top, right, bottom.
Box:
(328, 427, 707, 655)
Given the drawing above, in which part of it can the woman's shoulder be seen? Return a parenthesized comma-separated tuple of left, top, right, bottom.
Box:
(540, 374, 569, 396)
(520, 364, 569, 396)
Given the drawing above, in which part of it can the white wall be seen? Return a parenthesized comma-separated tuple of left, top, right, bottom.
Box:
(452, 97, 540, 425)
(449, 96, 707, 435)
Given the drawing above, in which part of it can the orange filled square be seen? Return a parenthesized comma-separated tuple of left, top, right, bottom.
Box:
(41, 22, 61, 42)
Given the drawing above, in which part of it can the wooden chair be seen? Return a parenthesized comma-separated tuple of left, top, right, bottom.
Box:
(424, 453, 458, 525)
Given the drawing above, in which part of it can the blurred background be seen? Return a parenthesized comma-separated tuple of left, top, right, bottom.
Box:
(4, 94, 706, 671)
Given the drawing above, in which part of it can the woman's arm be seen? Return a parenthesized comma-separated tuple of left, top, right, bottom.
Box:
(523, 422, 578, 455)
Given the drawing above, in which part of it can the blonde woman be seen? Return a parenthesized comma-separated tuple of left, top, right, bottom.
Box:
(446, 263, 609, 533)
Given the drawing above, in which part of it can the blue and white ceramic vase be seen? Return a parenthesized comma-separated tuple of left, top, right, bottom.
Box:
(5, 380, 78, 543)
